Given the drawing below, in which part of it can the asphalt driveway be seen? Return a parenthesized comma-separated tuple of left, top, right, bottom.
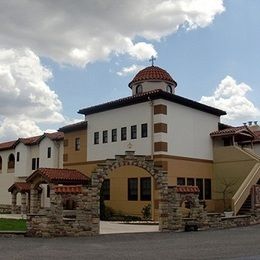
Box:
(0, 224, 260, 259)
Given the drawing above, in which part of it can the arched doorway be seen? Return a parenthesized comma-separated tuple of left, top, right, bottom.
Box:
(91, 151, 168, 232)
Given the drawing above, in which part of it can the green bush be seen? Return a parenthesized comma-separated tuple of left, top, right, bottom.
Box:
(142, 204, 151, 220)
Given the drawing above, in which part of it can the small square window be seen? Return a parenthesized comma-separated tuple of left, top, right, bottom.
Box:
(141, 123, 148, 138)
(131, 125, 137, 139)
(94, 132, 99, 144)
(103, 130, 108, 143)
(47, 147, 51, 158)
(187, 178, 195, 186)
(75, 138, 80, 151)
(64, 139, 68, 147)
(177, 177, 185, 186)
(121, 127, 127, 141)
(111, 129, 117, 142)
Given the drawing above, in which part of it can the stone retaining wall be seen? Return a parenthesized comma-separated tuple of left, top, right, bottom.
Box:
(26, 187, 98, 237)
(0, 204, 15, 214)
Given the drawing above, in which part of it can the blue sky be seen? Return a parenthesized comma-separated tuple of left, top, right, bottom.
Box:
(0, 0, 259, 141)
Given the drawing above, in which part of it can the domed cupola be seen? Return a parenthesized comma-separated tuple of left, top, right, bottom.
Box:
(128, 65, 177, 95)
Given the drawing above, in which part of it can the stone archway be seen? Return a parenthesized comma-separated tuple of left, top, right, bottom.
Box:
(91, 151, 168, 232)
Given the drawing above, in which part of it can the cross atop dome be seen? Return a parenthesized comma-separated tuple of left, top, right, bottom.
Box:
(149, 55, 156, 66)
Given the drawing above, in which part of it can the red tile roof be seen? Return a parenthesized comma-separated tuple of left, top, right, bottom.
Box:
(129, 66, 177, 87)
(0, 132, 64, 150)
(0, 140, 16, 151)
(176, 186, 200, 193)
(44, 132, 64, 141)
(78, 89, 226, 117)
(26, 168, 90, 185)
(54, 185, 83, 194)
(59, 121, 87, 133)
(8, 182, 30, 192)
(210, 126, 255, 137)
(19, 135, 42, 145)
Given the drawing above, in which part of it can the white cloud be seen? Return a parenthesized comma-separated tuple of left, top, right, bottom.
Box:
(0, 0, 224, 66)
(117, 64, 145, 77)
(200, 76, 260, 124)
(0, 48, 65, 141)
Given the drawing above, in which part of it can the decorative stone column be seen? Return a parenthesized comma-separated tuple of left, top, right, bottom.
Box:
(30, 189, 39, 214)
(21, 192, 27, 214)
(11, 192, 17, 214)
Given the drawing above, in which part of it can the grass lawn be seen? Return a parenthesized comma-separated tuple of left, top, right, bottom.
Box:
(0, 218, 26, 231)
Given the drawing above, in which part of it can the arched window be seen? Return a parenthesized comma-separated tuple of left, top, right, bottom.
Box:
(166, 85, 172, 94)
(0, 156, 2, 171)
(136, 84, 143, 94)
(8, 153, 15, 169)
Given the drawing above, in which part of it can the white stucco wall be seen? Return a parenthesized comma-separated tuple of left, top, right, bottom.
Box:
(15, 143, 30, 177)
(0, 150, 15, 204)
(86, 102, 153, 161)
(164, 100, 220, 160)
(39, 138, 62, 168)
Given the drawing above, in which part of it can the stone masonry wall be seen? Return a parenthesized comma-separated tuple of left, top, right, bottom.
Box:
(27, 187, 98, 237)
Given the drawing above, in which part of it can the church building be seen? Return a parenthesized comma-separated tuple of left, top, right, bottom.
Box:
(60, 64, 236, 219)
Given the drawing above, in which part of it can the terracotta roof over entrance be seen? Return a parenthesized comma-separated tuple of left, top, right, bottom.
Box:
(210, 126, 255, 138)
(26, 168, 90, 185)
(128, 66, 177, 88)
(8, 182, 30, 193)
(175, 186, 200, 193)
(54, 185, 83, 194)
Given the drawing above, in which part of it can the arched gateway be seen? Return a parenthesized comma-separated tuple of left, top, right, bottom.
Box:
(91, 151, 169, 232)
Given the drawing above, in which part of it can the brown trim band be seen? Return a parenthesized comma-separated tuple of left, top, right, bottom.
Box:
(154, 123, 167, 133)
(154, 154, 213, 163)
(154, 142, 168, 152)
(154, 104, 167, 115)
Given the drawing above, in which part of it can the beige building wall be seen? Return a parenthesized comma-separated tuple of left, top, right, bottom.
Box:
(105, 166, 156, 219)
(212, 146, 257, 212)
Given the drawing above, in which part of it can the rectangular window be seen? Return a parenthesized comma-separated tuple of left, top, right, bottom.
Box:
(121, 127, 127, 141)
(47, 147, 51, 158)
(103, 130, 108, 143)
(75, 138, 80, 151)
(47, 185, 50, 198)
(63, 154, 68, 162)
(128, 178, 138, 201)
(94, 132, 99, 144)
(102, 179, 110, 200)
(64, 139, 68, 147)
(32, 158, 36, 170)
(196, 178, 204, 200)
(131, 125, 137, 139)
(204, 179, 212, 200)
(141, 123, 148, 138)
(111, 129, 117, 142)
(36, 158, 39, 169)
(187, 178, 195, 186)
(177, 177, 185, 186)
(16, 152, 20, 162)
(140, 177, 151, 201)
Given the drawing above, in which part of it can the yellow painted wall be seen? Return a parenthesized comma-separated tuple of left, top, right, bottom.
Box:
(63, 129, 87, 165)
(105, 166, 156, 219)
(212, 146, 257, 212)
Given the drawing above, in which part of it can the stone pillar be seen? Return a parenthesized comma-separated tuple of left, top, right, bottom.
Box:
(38, 190, 42, 209)
(11, 192, 17, 214)
(30, 189, 39, 214)
(21, 192, 27, 214)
